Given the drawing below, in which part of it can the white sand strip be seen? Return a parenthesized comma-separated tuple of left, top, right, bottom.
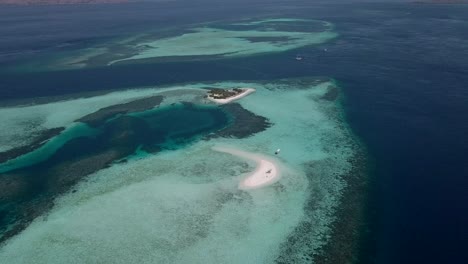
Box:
(212, 145, 280, 190)
(207, 88, 255, 104)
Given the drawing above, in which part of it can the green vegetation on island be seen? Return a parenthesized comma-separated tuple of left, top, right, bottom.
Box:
(206, 88, 244, 99)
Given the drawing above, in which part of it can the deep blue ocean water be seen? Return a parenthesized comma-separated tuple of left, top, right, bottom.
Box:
(0, 1, 467, 263)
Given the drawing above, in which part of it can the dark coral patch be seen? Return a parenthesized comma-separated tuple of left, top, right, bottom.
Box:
(242, 36, 293, 43)
(0, 127, 64, 163)
(0, 102, 229, 244)
(76, 95, 164, 127)
(275, 144, 369, 264)
(312, 150, 370, 264)
(321, 85, 339, 101)
(210, 103, 272, 139)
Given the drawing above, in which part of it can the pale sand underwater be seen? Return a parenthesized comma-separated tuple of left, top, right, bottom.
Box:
(0, 79, 358, 263)
(9, 18, 337, 72)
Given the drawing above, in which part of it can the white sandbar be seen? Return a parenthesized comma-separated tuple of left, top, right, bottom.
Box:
(212, 145, 280, 190)
(207, 88, 255, 104)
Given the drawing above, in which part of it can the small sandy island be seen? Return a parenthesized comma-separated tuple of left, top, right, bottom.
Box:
(212, 145, 280, 190)
(206, 88, 255, 104)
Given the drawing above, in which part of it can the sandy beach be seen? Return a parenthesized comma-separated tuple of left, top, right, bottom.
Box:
(207, 88, 255, 104)
(212, 145, 280, 190)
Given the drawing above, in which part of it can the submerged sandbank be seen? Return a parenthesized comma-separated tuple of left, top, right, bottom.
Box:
(9, 18, 337, 72)
(0, 78, 363, 264)
(212, 145, 280, 189)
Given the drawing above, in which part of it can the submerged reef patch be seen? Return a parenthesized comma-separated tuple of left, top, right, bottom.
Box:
(311, 147, 369, 264)
(10, 18, 337, 72)
(0, 79, 366, 264)
(275, 143, 368, 264)
(210, 103, 271, 139)
(0, 127, 64, 163)
(76, 95, 164, 127)
(321, 85, 339, 101)
(0, 96, 231, 244)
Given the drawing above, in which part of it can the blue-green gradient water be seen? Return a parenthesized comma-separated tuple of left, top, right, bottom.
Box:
(0, 1, 467, 264)
(0, 103, 230, 173)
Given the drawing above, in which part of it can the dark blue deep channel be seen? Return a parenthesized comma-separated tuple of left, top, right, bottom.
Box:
(0, 1, 466, 263)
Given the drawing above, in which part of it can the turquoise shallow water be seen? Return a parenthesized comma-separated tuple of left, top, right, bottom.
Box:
(0, 13, 363, 264)
(2, 3, 468, 263)
(0, 79, 359, 263)
(0, 123, 98, 173)
(8, 18, 336, 72)
(0, 101, 229, 174)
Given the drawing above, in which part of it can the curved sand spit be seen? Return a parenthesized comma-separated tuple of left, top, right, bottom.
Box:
(212, 145, 280, 190)
(207, 88, 255, 104)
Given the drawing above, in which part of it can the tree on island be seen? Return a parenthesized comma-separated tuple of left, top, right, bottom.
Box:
(207, 88, 244, 99)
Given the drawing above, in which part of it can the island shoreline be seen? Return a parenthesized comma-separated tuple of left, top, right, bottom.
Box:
(206, 88, 256, 104)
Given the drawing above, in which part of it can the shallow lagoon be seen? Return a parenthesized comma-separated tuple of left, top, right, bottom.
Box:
(0, 78, 362, 263)
(9, 18, 337, 72)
